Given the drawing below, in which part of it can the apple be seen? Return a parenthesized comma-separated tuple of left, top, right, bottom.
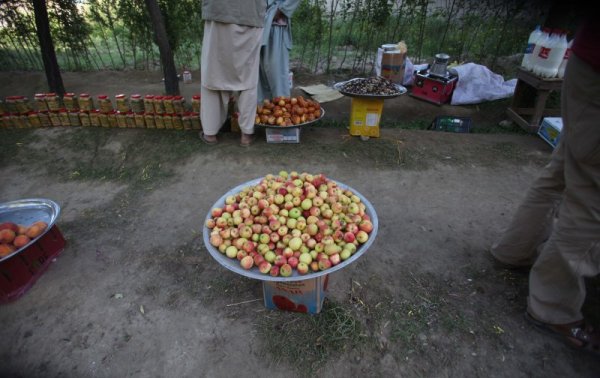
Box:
(359, 220, 373, 233)
(274, 255, 287, 267)
(205, 219, 216, 229)
(288, 237, 303, 251)
(282, 247, 294, 259)
(287, 256, 299, 269)
(356, 230, 369, 243)
(343, 231, 356, 243)
(259, 233, 270, 244)
(210, 234, 223, 247)
(253, 254, 265, 266)
(340, 249, 351, 260)
(324, 243, 341, 256)
(318, 258, 332, 271)
(286, 218, 297, 229)
(236, 250, 247, 260)
(270, 265, 280, 277)
(299, 253, 312, 265)
(343, 243, 357, 255)
(225, 246, 238, 259)
(259, 261, 272, 274)
(211, 208, 223, 217)
(288, 208, 301, 219)
(280, 263, 293, 277)
(240, 255, 254, 270)
(264, 250, 277, 263)
(297, 262, 309, 275)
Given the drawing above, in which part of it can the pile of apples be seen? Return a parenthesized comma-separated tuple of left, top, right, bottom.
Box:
(205, 171, 374, 277)
(0, 220, 48, 257)
(255, 96, 322, 126)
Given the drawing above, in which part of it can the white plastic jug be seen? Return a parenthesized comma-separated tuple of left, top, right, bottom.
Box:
(530, 28, 550, 75)
(521, 25, 543, 70)
(557, 38, 573, 79)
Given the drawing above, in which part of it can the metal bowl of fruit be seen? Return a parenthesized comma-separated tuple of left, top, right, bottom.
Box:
(0, 198, 61, 262)
(255, 96, 325, 128)
(202, 173, 378, 282)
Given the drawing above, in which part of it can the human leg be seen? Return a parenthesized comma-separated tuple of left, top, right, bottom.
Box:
(490, 146, 565, 266)
(526, 52, 600, 329)
(200, 86, 229, 141)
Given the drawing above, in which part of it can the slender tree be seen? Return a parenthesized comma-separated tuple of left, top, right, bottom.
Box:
(144, 0, 179, 95)
(32, 0, 65, 95)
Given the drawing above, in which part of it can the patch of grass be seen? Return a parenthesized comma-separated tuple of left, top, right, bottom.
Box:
(257, 299, 363, 371)
(381, 119, 431, 130)
(48, 128, 202, 188)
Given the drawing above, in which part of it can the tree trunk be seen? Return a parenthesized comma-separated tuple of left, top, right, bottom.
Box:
(144, 0, 179, 95)
(32, 0, 65, 96)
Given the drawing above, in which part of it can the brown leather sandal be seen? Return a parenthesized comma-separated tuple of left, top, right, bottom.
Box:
(525, 312, 600, 355)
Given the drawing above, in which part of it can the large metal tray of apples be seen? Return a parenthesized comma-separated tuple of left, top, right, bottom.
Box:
(255, 96, 325, 128)
(203, 175, 378, 282)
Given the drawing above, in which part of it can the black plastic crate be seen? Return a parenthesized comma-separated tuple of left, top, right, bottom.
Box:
(429, 116, 471, 133)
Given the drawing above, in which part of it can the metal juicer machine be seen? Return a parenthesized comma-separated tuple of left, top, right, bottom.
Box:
(410, 53, 458, 105)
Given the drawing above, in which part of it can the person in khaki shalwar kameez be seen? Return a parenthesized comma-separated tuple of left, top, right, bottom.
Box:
(200, 0, 266, 146)
(491, 18, 600, 354)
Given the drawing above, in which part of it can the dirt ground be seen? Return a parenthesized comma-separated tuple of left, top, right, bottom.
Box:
(1, 71, 599, 377)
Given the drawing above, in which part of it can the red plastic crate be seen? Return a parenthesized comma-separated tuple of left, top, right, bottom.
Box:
(0, 225, 65, 303)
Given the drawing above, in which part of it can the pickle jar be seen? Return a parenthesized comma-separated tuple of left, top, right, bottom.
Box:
(27, 112, 41, 128)
(126, 112, 135, 128)
(163, 113, 174, 129)
(181, 112, 192, 130)
(116, 111, 128, 128)
(80, 111, 91, 127)
(38, 111, 51, 127)
(173, 95, 185, 114)
(144, 113, 156, 128)
(130, 94, 144, 114)
(69, 110, 81, 127)
(153, 96, 165, 114)
(34, 94, 48, 112)
(98, 112, 109, 128)
(163, 96, 175, 114)
(190, 112, 201, 130)
(63, 93, 78, 111)
(89, 110, 100, 127)
(115, 94, 129, 113)
(98, 95, 113, 114)
(191, 95, 201, 113)
(144, 95, 154, 113)
(108, 111, 118, 128)
(134, 112, 146, 128)
(46, 93, 61, 111)
(154, 113, 165, 129)
(79, 93, 94, 112)
(172, 114, 183, 130)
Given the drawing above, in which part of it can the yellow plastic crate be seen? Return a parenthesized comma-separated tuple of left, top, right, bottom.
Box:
(349, 98, 384, 138)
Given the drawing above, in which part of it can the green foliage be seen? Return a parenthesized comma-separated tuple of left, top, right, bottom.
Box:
(0, 0, 554, 73)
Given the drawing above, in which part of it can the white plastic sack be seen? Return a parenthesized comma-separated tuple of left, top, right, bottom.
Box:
(449, 63, 517, 105)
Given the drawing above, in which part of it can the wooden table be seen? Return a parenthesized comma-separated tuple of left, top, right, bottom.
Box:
(506, 68, 563, 133)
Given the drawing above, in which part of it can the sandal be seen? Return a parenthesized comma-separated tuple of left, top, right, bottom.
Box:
(240, 133, 255, 147)
(525, 312, 600, 355)
(199, 132, 218, 145)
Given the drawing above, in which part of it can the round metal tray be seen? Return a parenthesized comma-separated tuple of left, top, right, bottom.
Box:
(203, 177, 378, 282)
(0, 198, 61, 263)
(255, 108, 325, 129)
(334, 78, 407, 99)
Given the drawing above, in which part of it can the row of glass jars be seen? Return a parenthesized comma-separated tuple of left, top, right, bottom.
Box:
(0, 110, 201, 130)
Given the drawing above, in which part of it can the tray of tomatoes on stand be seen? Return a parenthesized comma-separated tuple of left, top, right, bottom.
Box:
(255, 96, 325, 143)
(202, 171, 378, 313)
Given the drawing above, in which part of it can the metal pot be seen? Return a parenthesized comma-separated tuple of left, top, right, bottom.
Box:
(429, 53, 450, 78)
